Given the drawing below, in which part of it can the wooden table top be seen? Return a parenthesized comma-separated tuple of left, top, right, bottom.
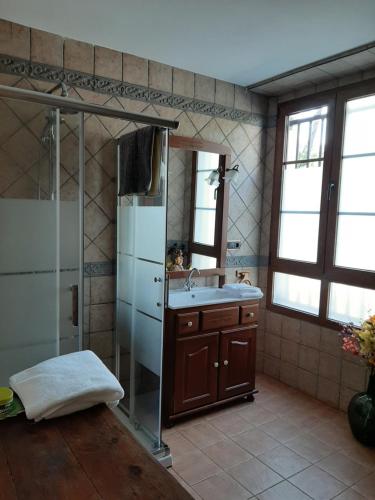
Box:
(0, 405, 192, 500)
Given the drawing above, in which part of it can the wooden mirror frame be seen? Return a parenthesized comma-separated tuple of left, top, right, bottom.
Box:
(168, 135, 231, 280)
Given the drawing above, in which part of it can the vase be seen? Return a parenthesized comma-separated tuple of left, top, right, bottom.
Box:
(348, 369, 375, 446)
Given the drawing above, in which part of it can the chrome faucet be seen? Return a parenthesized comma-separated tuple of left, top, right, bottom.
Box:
(184, 268, 200, 292)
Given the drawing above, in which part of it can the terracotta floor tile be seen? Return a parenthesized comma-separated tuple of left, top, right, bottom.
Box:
(173, 449, 221, 486)
(334, 488, 367, 499)
(316, 451, 372, 486)
(309, 422, 355, 450)
(167, 432, 199, 458)
(193, 471, 251, 500)
(289, 465, 347, 499)
(228, 457, 283, 495)
(169, 469, 202, 499)
(180, 422, 226, 449)
(257, 480, 312, 500)
(232, 428, 280, 456)
(203, 438, 252, 470)
(258, 444, 311, 478)
(238, 406, 278, 426)
(259, 417, 303, 443)
(341, 440, 375, 469)
(285, 433, 335, 462)
(209, 412, 254, 436)
(352, 471, 375, 499)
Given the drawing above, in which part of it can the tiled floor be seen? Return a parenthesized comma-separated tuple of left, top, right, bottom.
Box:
(164, 374, 375, 500)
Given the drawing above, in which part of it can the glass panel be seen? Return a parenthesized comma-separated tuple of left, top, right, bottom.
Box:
(343, 95, 375, 156)
(196, 151, 220, 172)
(278, 213, 320, 262)
(59, 112, 83, 354)
(335, 215, 375, 271)
(273, 272, 321, 315)
(334, 94, 375, 272)
(191, 253, 217, 269)
(0, 98, 58, 385)
(116, 130, 168, 453)
(196, 171, 217, 209)
(279, 105, 327, 264)
(328, 282, 375, 325)
(193, 209, 216, 246)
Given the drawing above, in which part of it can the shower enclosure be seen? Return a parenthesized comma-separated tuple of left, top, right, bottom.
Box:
(0, 95, 84, 385)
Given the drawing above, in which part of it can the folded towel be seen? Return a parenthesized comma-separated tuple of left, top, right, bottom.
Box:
(9, 350, 124, 422)
(223, 283, 253, 290)
(118, 126, 160, 196)
(223, 283, 263, 299)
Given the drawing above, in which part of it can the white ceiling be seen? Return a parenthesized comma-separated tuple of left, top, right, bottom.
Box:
(1, 0, 375, 86)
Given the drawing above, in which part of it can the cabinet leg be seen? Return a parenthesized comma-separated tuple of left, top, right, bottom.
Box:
(245, 394, 255, 402)
(165, 421, 175, 429)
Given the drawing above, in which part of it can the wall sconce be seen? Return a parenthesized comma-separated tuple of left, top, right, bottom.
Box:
(205, 169, 221, 188)
(224, 164, 240, 185)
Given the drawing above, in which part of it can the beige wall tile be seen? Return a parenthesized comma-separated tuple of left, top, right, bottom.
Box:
(341, 360, 367, 392)
(31, 28, 63, 66)
(172, 68, 194, 98)
(299, 345, 319, 374)
(95, 45, 122, 80)
(215, 79, 235, 108)
(90, 276, 115, 304)
(234, 85, 252, 112)
(320, 327, 342, 356)
(282, 316, 301, 343)
(90, 303, 114, 332)
(0, 20, 30, 59)
(123, 53, 148, 86)
(265, 334, 281, 358)
(300, 321, 321, 349)
(90, 330, 113, 358)
(266, 311, 282, 336)
(281, 339, 299, 365)
(195, 74, 215, 102)
(317, 376, 340, 407)
(298, 368, 318, 397)
(64, 38, 94, 74)
(264, 355, 280, 379)
(251, 93, 268, 115)
(280, 361, 299, 388)
(149, 60, 172, 92)
(319, 352, 341, 382)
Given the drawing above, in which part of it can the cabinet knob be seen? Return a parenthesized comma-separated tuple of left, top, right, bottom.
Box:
(187, 321, 193, 327)
(156, 302, 162, 307)
(223, 360, 229, 366)
(247, 312, 255, 318)
(214, 362, 219, 368)
(154, 277, 162, 283)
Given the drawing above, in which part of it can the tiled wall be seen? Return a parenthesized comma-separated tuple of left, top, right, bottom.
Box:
(256, 97, 370, 411)
(0, 19, 268, 371)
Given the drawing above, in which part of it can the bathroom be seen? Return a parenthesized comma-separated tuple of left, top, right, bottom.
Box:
(0, 1, 375, 499)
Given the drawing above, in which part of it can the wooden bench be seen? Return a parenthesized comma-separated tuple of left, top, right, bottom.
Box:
(0, 405, 192, 500)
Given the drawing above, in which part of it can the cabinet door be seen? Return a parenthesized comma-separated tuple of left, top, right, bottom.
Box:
(219, 326, 256, 400)
(174, 333, 219, 413)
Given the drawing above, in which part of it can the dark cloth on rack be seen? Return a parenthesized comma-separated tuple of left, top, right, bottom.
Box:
(118, 126, 160, 196)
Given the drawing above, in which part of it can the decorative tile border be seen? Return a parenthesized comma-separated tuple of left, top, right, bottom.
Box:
(225, 255, 268, 268)
(84, 261, 114, 277)
(0, 54, 267, 127)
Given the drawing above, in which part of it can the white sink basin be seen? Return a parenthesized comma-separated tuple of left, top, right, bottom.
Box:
(168, 287, 262, 309)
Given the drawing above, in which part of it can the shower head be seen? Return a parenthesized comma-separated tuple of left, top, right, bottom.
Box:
(47, 82, 79, 115)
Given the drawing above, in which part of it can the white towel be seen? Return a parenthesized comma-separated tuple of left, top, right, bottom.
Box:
(9, 350, 124, 422)
(223, 283, 263, 299)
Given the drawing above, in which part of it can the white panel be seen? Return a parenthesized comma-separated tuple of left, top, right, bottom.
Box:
(273, 272, 321, 316)
(117, 300, 132, 352)
(118, 206, 134, 255)
(0, 273, 57, 350)
(135, 259, 164, 319)
(0, 199, 56, 273)
(117, 253, 134, 303)
(328, 283, 375, 325)
(134, 311, 162, 376)
(0, 342, 57, 386)
(135, 206, 165, 263)
(60, 201, 79, 269)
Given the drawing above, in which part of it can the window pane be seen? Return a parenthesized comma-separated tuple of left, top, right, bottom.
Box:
(335, 215, 375, 271)
(279, 105, 328, 264)
(343, 95, 375, 156)
(328, 282, 375, 325)
(196, 151, 220, 172)
(281, 163, 323, 212)
(193, 209, 215, 245)
(191, 253, 217, 269)
(273, 272, 321, 315)
(195, 171, 217, 209)
(339, 157, 375, 213)
(279, 213, 319, 262)
(334, 93, 375, 272)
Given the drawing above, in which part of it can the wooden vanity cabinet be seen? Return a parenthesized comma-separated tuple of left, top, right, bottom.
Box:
(163, 300, 258, 425)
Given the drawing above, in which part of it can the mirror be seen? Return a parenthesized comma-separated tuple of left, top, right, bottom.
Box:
(167, 136, 230, 276)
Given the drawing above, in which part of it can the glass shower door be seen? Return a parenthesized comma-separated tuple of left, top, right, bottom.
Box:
(0, 96, 83, 385)
(116, 130, 168, 453)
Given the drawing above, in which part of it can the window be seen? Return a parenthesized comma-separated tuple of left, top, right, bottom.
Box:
(268, 81, 375, 327)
